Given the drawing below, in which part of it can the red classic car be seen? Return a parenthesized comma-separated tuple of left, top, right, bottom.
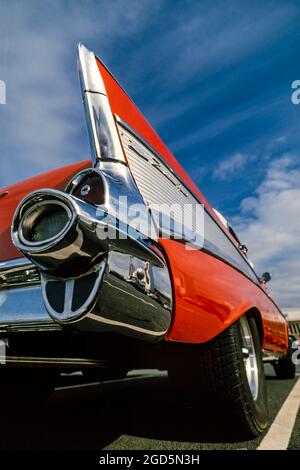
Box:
(0, 45, 295, 437)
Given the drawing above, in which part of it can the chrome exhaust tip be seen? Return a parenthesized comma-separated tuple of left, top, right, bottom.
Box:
(12, 188, 104, 277)
(10, 166, 173, 339)
(17, 197, 75, 250)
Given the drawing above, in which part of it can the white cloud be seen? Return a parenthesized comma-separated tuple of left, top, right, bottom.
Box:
(0, 0, 299, 312)
(213, 152, 256, 181)
(0, 0, 297, 188)
(0, 0, 156, 187)
(235, 154, 300, 307)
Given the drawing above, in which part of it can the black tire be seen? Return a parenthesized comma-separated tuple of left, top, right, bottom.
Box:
(273, 336, 296, 379)
(168, 315, 268, 438)
(0, 368, 58, 406)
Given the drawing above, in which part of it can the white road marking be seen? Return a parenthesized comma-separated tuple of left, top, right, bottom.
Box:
(258, 378, 300, 450)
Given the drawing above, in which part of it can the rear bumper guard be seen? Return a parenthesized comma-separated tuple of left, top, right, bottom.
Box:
(2, 168, 172, 342)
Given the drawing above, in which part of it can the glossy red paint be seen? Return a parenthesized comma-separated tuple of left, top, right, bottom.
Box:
(96, 60, 236, 241)
(0, 160, 90, 262)
(96, 58, 287, 352)
(159, 239, 288, 352)
(0, 192, 8, 200)
(0, 54, 287, 352)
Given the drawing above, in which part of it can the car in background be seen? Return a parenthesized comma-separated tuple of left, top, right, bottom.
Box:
(283, 308, 300, 340)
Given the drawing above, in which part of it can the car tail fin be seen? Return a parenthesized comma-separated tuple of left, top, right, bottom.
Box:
(77, 44, 215, 218)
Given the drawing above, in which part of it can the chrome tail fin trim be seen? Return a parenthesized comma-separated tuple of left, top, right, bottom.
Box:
(77, 43, 125, 166)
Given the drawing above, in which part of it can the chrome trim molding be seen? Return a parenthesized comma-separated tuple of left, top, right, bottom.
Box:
(12, 184, 161, 276)
(118, 118, 258, 283)
(0, 258, 39, 289)
(41, 260, 107, 323)
(5, 45, 174, 340)
(77, 43, 126, 166)
(11, 165, 172, 340)
(0, 356, 110, 367)
(0, 258, 57, 331)
(77, 44, 106, 95)
(19, 199, 73, 248)
(0, 323, 61, 333)
(83, 249, 172, 339)
(115, 114, 190, 193)
(0, 258, 32, 272)
(0, 251, 172, 340)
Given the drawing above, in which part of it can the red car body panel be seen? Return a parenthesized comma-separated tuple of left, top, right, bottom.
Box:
(97, 60, 233, 238)
(0, 54, 288, 352)
(97, 58, 288, 352)
(160, 239, 287, 351)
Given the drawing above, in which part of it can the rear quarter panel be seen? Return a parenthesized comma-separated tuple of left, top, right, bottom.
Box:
(160, 240, 287, 352)
(0, 56, 288, 354)
(97, 59, 288, 353)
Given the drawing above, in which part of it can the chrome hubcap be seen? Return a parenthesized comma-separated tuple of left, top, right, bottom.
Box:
(239, 317, 259, 400)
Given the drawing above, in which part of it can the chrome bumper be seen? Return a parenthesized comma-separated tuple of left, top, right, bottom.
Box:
(0, 44, 173, 341)
(0, 248, 172, 341)
(0, 260, 57, 331)
(1, 166, 173, 341)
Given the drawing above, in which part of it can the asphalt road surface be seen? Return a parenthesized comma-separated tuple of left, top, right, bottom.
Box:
(0, 364, 299, 450)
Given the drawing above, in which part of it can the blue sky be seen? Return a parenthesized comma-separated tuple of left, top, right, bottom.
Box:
(0, 0, 300, 307)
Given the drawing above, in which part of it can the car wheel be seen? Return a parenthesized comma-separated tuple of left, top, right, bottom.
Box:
(273, 336, 296, 379)
(168, 315, 268, 438)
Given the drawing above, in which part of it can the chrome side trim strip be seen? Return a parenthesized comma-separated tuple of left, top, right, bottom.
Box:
(115, 114, 191, 195)
(0, 258, 40, 289)
(116, 116, 241, 238)
(0, 323, 61, 333)
(0, 356, 108, 367)
(0, 258, 32, 272)
(117, 116, 259, 283)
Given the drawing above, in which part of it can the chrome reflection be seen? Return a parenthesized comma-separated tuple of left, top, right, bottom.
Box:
(77, 43, 125, 166)
(12, 163, 161, 278)
(19, 200, 73, 246)
(240, 316, 259, 400)
(0, 284, 58, 331)
(0, 250, 172, 340)
(85, 250, 172, 340)
(11, 165, 173, 340)
(41, 260, 107, 323)
(0, 258, 40, 288)
(8, 44, 173, 341)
